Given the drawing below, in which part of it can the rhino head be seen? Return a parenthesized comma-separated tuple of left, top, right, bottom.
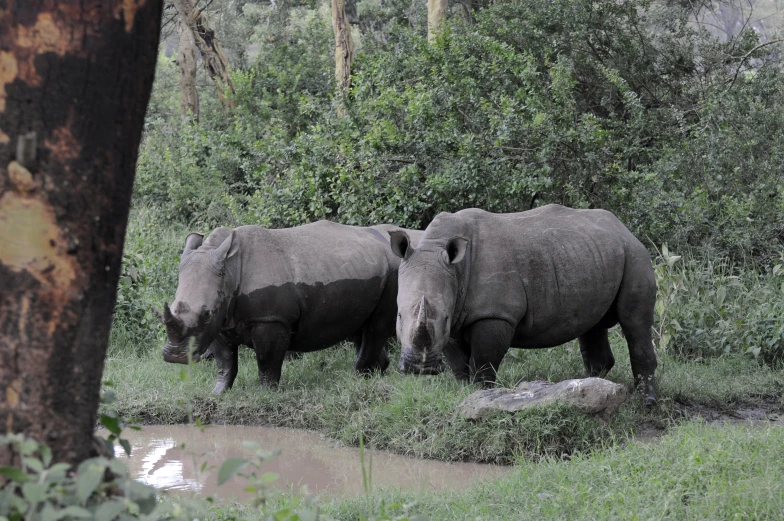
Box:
(389, 230, 468, 375)
(153, 228, 239, 364)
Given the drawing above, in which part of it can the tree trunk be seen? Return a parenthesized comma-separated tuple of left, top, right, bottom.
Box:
(427, 0, 448, 42)
(332, 0, 354, 115)
(0, 0, 162, 466)
(178, 13, 200, 122)
(171, 0, 236, 110)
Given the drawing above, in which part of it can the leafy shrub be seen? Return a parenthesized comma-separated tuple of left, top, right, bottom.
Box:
(134, 0, 784, 260)
(0, 434, 167, 521)
(654, 246, 784, 363)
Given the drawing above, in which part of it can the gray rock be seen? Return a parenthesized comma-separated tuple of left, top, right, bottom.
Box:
(458, 378, 628, 421)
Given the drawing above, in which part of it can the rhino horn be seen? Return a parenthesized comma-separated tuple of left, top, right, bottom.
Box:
(159, 302, 185, 337)
(163, 302, 174, 323)
(151, 305, 164, 324)
(417, 296, 428, 327)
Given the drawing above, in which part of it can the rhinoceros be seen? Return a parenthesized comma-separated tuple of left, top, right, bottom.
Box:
(153, 221, 422, 393)
(389, 205, 658, 405)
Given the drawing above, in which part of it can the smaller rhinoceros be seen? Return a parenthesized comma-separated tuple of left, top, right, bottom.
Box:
(389, 205, 658, 405)
(153, 222, 421, 393)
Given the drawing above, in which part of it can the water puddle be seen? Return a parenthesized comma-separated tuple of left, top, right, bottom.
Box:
(109, 425, 508, 500)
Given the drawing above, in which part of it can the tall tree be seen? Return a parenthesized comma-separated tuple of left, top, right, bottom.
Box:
(178, 12, 200, 122)
(171, 0, 236, 109)
(332, 0, 354, 90)
(0, 0, 162, 466)
(427, 0, 448, 41)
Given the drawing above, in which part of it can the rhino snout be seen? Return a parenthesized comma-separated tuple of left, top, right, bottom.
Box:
(162, 342, 201, 364)
(398, 347, 445, 375)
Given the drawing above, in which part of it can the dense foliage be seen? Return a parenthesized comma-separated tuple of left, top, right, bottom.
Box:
(137, 0, 784, 254)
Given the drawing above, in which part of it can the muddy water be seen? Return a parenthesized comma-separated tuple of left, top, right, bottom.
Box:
(112, 425, 508, 500)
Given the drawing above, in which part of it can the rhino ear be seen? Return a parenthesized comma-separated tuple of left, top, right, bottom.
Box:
(183, 233, 204, 256)
(445, 236, 468, 264)
(213, 230, 239, 263)
(389, 230, 414, 260)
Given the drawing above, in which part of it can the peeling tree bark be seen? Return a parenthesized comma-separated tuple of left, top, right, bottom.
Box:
(178, 13, 200, 122)
(332, 0, 354, 115)
(0, 0, 162, 466)
(427, 0, 448, 42)
(171, 0, 235, 110)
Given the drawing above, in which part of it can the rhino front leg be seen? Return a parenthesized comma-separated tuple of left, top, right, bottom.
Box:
(211, 336, 239, 394)
(250, 322, 291, 388)
(467, 319, 514, 388)
(444, 338, 470, 382)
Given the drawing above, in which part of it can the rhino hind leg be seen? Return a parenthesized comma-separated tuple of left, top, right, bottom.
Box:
(354, 327, 391, 374)
(250, 322, 291, 388)
(578, 325, 616, 377)
(467, 319, 515, 388)
(620, 324, 658, 407)
(615, 266, 658, 407)
(350, 332, 363, 354)
(354, 279, 396, 375)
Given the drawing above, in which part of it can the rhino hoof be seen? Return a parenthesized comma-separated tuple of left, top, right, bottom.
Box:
(212, 383, 230, 394)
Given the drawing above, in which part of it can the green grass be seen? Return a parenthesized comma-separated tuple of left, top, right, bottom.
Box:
(103, 330, 784, 465)
(315, 422, 784, 520)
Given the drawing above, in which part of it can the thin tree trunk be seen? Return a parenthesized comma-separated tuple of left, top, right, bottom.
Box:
(0, 0, 162, 466)
(178, 13, 200, 122)
(427, 0, 448, 41)
(171, 0, 236, 109)
(332, 0, 354, 115)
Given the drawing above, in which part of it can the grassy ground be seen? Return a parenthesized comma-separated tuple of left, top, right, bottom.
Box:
(103, 331, 784, 465)
(313, 422, 784, 520)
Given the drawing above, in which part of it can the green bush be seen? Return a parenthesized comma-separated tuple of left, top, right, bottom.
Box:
(0, 434, 168, 521)
(654, 246, 784, 362)
(133, 0, 784, 259)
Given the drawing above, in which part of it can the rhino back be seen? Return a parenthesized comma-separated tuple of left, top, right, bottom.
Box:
(232, 221, 393, 351)
(430, 205, 648, 347)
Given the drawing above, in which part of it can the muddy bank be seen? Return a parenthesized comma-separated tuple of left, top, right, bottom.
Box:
(675, 399, 784, 425)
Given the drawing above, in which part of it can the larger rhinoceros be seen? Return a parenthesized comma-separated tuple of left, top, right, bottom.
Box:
(388, 205, 658, 405)
(153, 221, 422, 393)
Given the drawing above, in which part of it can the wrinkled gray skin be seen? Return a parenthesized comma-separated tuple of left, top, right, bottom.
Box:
(153, 222, 422, 393)
(390, 205, 658, 406)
